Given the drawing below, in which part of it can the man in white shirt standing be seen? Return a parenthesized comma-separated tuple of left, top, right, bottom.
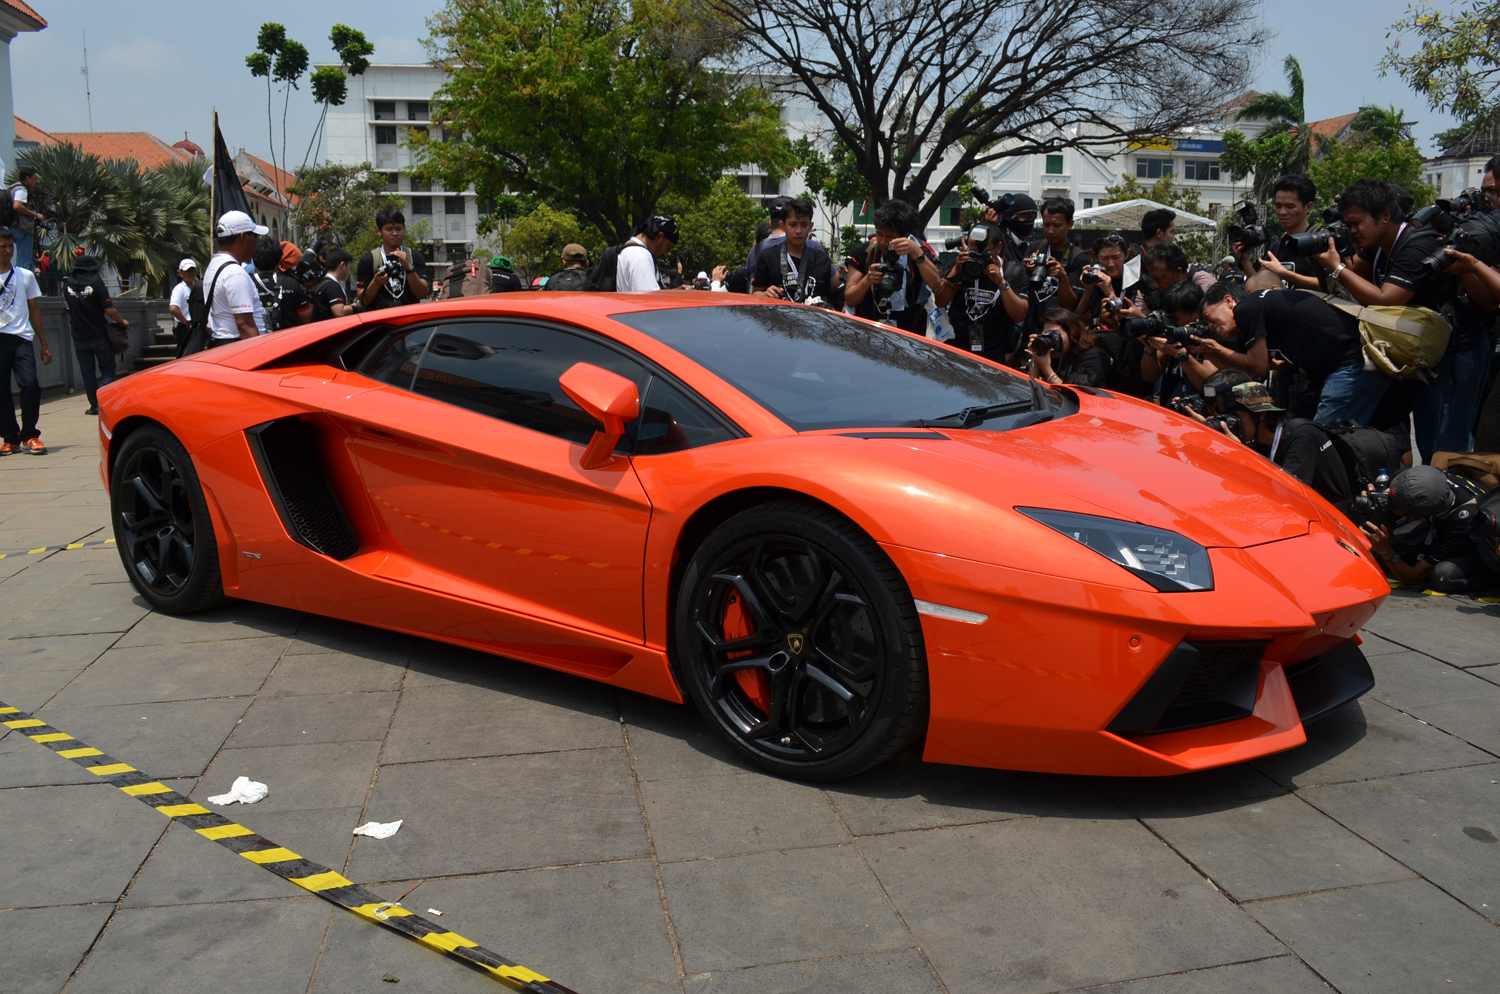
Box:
(201, 211, 267, 348)
(0, 224, 52, 455)
(615, 215, 678, 293)
(168, 259, 198, 351)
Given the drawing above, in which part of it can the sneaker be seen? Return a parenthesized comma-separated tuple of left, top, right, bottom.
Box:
(22, 438, 46, 454)
(0, 441, 12, 455)
(84, 406, 99, 416)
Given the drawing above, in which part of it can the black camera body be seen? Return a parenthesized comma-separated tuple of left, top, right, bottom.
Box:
(1229, 200, 1267, 249)
(1204, 413, 1242, 438)
(1030, 329, 1064, 355)
(1415, 196, 1500, 272)
(1120, 311, 1204, 347)
(1081, 264, 1109, 286)
(1168, 395, 1210, 418)
(1026, 251, 1048, 269)
(946, 225, 996, 279)
(1352, 485, 1392, 529)
(382, 255, 407, 286)
(1287, 206, 1354, 258)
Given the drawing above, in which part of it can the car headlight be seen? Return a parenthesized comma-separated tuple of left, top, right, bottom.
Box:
(1016, 507, 1214, 592)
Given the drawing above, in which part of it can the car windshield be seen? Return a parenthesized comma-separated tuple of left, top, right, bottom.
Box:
(611, 305, 1037, 430)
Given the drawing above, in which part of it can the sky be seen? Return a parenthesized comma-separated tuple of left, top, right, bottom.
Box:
(7, 0, 1464, 162)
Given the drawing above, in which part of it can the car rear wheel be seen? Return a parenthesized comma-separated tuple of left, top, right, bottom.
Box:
(111, 425, 225, 614)
(675, 501, 928, 780)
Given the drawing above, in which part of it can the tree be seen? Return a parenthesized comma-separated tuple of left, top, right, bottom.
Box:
(1220, 129, 1293, 201)
(246, 23, 308, 232)
(417, 0, 790, 242)
(1099, 175, 1215, 265)
(505, 203, 602, 279)
(1235, 55, 1319, 184)
(301, 25, 375, 173)
(712, 0, 1262, 226)
(658, 176, 764, 272)
(1381, 1, 1500, 128)
(1307, 135, 1434, 210)
(1349, 104, 1417, 145)
(794, 139, 869, 253)
(287, 163, 404, 252)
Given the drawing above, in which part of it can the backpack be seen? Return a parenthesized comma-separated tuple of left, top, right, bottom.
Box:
(0, 186, 19, 229)
(442, 258, 493, 299)
(545, 267, 589, 292)
(179, 267, 223, 357)
(584, 241, 653, 292)
(1320, 420, 1408, 491)
(1312, 292, 1452, 383)
(252, 273, 287, 332)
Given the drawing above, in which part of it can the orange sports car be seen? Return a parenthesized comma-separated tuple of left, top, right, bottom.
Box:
(99, 294, 1387, 780)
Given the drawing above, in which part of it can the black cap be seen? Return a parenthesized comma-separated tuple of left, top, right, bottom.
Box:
(1002, 193, 1039, 218)
(1389, 466, 1456, 518)
(73, 255, 102, 274)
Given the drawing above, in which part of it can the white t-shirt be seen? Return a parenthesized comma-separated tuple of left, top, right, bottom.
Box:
(0, 265, 41, 340)
(202, 253, 265, 340)
(169, 281, 192, 322)
(11, 186, 27, 207)
(614, 238, 660, 293)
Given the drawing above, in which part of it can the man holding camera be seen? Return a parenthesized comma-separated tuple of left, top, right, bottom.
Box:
(752, 198, 831, 303)
(1313, 179, 1491, 453)
(1363, 465, 1498, 592)
(1260, 175, 1329, 292)
(934, 221, 1025, 355)
(844, 199, 943, 334)
(1029, 197, 1090, 311)
(1192, 281, 1273, 378)
(310, 248, 357, 322)
(356, 207, 429, 311)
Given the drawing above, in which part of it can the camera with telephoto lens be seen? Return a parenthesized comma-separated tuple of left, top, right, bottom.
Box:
(1287, 205, 1354, 257)
(1227, 200, 1267, 249)
(1119, 311, 1203, 347)
(1415, 196, 1500, 272)
(1029, 329, 1064, 355)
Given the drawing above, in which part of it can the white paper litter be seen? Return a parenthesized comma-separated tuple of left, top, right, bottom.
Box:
(352, 820, 403, 839)
(427, 908, 443, 916)
(207, 776, 268, 805)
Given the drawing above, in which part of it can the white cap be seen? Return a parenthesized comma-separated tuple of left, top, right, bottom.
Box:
(177, 258, 198, 272)
(696, 271, 709, 280)
(215, 210, 268, 238)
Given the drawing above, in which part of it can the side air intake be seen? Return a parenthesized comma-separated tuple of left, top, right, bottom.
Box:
(246, 418, 358, 561)
(1107, 640, 1270, 735)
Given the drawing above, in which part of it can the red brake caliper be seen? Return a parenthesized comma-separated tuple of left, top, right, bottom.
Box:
(723, 590, 772, 714)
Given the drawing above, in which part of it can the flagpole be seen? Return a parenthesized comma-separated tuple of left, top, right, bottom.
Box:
(209, 109, 217, 259)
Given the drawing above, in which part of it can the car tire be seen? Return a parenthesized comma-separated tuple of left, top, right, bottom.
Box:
(674, 500, 928, 780)
(111, 424, 226, 615)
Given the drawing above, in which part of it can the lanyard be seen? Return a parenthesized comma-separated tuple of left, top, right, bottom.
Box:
(1268, 420, 1285, 463)
(1372, 223, 1407, 286)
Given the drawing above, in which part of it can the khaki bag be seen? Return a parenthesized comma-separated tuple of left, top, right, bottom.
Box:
(1312, 292, 1451, 382)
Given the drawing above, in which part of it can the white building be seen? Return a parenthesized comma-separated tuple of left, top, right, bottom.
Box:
(0, 0, 45, 177)
(1424, 125, 1499, 201)
(321, 63, 480, 281)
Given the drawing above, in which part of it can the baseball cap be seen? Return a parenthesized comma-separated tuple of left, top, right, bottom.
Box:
(768, 195, 794, 217)
(177, 258, 198, 272)
(489, 255, 514, 272)
(1226, 380, 1283, 414)
(1001, 193, 1039, 218)
(561, 243, 588, 263)
(1389, 466, 1456, 518)
(696, 271, 709, 280)
(215, 210, 269, 238)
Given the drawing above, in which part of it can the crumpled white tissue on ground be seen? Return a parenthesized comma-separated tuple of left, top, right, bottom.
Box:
(207, 776, 268, 805)
(352, 820, 403, 839)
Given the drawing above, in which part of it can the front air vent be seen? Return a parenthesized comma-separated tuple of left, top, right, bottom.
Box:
(246, 418, 358, 560)
(1108, 640, 1269, 736)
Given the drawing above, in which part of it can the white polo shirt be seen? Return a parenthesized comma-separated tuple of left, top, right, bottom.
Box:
(202, 252, 265, 340)
(614, 238, 661, 293)
(0, 265, 41, 340)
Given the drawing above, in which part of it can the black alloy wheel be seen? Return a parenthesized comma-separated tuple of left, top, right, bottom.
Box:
(111, 425, 225, 614)
(676, 501, 927, 780)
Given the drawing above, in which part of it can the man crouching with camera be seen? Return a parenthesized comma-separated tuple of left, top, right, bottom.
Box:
(1362, 465, 1500, 592)
(356, 207, 430, 311)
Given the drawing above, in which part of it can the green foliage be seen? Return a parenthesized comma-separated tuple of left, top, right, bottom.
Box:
(310, 67, 348, 107)
(1306, 135, 1434, 209)
(1228, 55, 1323, 197)
(330, 24, 374, 76)
(287, 163, 404, 251)
(274, 40, 309, 87)
(1220, 129, 1293, 201)
(1381, 1, 1500, 126)
(417, 0, 790, 242)
(300, 25, 374, 174)
(658, 175, 763, 272)
(504, 203, 604, 278)
(1100, 175, 1216, 265)
(246, 51, 271, 77)
(1349, 104, 1416, 144)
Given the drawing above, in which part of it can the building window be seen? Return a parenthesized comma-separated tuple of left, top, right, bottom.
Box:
(409, 126, 428, 141)
(446, 243, 469, 263)
(1183, 159, 1220, 181)
(444, 196, 465, 215)
(1045, 154, 1064, 175)
(939, 191, 962, 226)
(408, 101, 429, 121)
(374, 101, 396, 121)
(376, 126, 397, 146)
(384, 173, 399, 191)
(410, 196, 432, 215)
(1136, 157, 1173, 179)
(409, 177, 430, 192)
(1083, 198, 1093, 209)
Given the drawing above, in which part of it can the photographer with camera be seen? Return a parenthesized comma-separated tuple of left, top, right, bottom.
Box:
(1029, 197, 1090, 311)
(1075, 233, 1132, 322)
(1137, 279, 1217, 399)
(356, 207, 430, 310)
(935, 221, 1024, 355)
(1141, 209, 1176, 253)
(1363, 465, 1498, 592)
(844, 199, 943, 334)
(1198, 281, 1272, 378)
(1134, 243, 1215, 312)
(251, 236, 310, 331)
(1024, 308, 1111, 387)
(309, 247, 357, 322)
(748, 196, 824, 274)
(1312, 179, 1492, 454)
(1259, 175, 1330, 291)
(752, 198, 832, 304)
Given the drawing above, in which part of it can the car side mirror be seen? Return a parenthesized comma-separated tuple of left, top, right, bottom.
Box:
(559, 362, 640, 469)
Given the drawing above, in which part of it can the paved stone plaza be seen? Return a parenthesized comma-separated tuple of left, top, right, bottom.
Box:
(2, 392, 1498, 994)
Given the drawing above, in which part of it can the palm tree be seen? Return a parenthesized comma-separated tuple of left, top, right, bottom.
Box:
(1236, 55, 1314, 197)
(1349, 105, 1416, 145)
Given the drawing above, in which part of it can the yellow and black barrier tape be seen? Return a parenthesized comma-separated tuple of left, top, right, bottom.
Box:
(0, 700, 579, 993)
(0, 537, 115, 560)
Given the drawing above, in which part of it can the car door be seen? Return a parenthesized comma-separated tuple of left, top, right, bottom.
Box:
(327, 318, 655, 644)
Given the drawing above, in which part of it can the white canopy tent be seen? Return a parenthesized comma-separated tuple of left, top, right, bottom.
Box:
(1072, 198, 1218, 233)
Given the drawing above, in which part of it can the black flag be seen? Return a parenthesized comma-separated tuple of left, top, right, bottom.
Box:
(212, 112, 250, 224)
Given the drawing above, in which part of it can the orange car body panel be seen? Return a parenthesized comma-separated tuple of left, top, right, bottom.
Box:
(95, 293, 1389, 775)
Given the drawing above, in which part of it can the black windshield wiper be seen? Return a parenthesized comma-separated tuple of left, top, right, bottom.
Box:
(1027, 370, 1055, 424)
(918, 400, 1034, 429)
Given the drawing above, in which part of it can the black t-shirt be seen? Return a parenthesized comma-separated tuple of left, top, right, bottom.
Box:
(752, 241, 833, 303)
(945, 275, 1011, 355)
(356, 246, 429, 310)
(491, 270, 526, 292)
(1273, 232, 1331, 292)
(1028, 238, 1093, 295)
(256, 271, 309, 331)
(1272, 418, 1354, 512)
(1359, 225, 1484, 351)
(309, 275, 349, 322)
(62, 274, 111, 343)
(1233, 288, 1362, 381)
(848, 239, 937, 334)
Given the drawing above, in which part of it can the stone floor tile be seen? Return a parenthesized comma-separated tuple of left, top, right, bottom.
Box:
(1468, 663, 1500, 687)
(194, 740, 384, 814)
(643, 771, 847, 860)
(1247, 877, 1500, 994)
(1362, 593, 1500, 668)
(0, 724, 97, 787)
(65, 897, 332, 994)
(1367, 649, 1500, 754)
(403, 639, 540, 687)
(682, 949, 942, 994)
(0, 783, 170, 908)
(1106, 765, 1288, 819)
(122, 805, 365, 908)
(314, 861, 678, 994)
(0, 903, 115, 994)
(0, 582, 149, 637)
(286, 615, 416, 663)
(33, 697, 250, 779)
(0, 665, 85, 711)
(1300, 764, 1500, 919)
(225, 691, 398, 748)
(661, 847, 909, 975)
(861, 818, 1282, 994)
(1142, 793, 1415, 901)
(1251, 698, 1493, 789)
(1083, 955, 1331, 993)
(619, 691, 754, 781)
(828, 761, 1117, 836)
(112, 601, 304, 647)
(0, 632, 116, 673)
(46, 636, 288, 708)
(381, 680, 620, 765)
(348, 748, 647, 880)
(260, 651, 408, 697)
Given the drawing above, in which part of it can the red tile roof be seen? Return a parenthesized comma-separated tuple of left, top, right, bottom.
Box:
(45, 131, 193, 171)
(239, 152, 299, 202)
(13, 116, 55, 145)
(1309, 113, 1357, 139)
(0, 0, 45, 29)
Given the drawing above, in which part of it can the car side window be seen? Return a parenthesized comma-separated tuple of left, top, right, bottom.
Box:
(359, 326, 433, 391)
(634, 376, 739, 455)
(411, 320, 648, 445)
